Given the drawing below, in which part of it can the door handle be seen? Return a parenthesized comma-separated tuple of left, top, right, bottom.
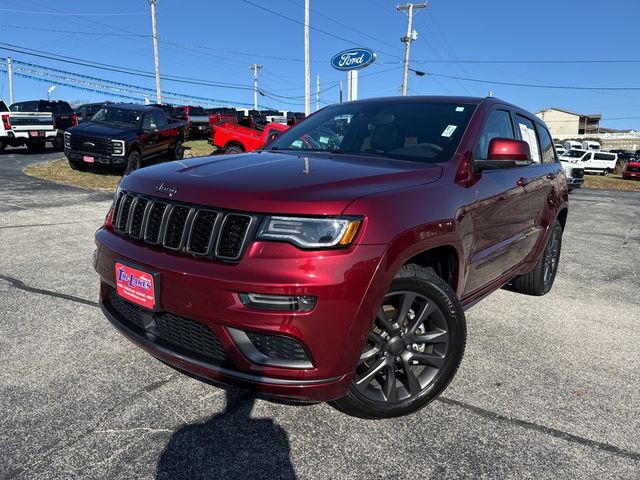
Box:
(517, 177, 531, 187)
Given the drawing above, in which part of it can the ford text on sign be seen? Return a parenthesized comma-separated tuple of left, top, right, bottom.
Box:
(330, 48, 376, 71)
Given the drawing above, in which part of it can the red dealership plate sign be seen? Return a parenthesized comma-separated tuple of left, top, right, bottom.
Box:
(115, 262, 157, 310)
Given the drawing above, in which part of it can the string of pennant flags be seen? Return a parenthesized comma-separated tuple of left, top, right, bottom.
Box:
(0, 57, 260, 108)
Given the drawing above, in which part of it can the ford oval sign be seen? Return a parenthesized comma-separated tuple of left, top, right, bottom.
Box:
(330, 48, 376, 71)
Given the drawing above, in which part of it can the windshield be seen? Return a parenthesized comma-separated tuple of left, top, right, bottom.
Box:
(561, 149, 587, 159)
(265, 101, 477, 164)
(91, 107, 142, 128)
(189, 107, 207, 116)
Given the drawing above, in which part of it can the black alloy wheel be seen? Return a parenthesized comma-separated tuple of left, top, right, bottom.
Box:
(333, 266, 466, 418)
(225, 145, 243, 154)
(511, 220, 563, 296)
(542, 222, 562, 291)
(170, 140, 184, 160)
(124, 150, 141, 175)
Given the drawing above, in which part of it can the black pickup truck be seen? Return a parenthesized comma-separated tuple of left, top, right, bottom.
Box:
(64, 104, 185, 173)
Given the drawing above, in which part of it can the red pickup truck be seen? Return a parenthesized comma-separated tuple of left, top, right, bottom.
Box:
(95, 96, 568, 418)
(210, 121, 289, 154)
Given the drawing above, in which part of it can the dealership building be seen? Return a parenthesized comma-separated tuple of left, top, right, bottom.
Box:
(536, 107, 602, 138)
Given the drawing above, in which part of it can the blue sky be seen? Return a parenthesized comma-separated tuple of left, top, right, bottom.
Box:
(1, 0, 639, 130)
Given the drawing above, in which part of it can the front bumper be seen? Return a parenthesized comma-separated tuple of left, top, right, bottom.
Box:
(623, 171, 640, 180)
(95, 227, 388, 402)
(9, 130, 58, 140)
(566, 176, 584, 188)
(65, 148, 126, 166)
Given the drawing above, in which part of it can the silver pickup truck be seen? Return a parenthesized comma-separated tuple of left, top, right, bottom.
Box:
(0, 99, 58, 152)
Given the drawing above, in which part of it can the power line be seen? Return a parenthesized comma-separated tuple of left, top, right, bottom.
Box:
(426, 72, 640, 91)
(0, 24, 150, 36)
(0, 8, 147, 15)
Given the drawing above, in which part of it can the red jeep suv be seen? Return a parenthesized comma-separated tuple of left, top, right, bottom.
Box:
(95, 96, 568, 418)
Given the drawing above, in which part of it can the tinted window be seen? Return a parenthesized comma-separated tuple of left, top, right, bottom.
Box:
(0, 100, 8, 111)
(535, 123, 556, 164)
(476, 110, 514, 159)
(151, 110, 165, 126)
(10, 101, 39, 112)
(267, 101, 477, 164)
(189, 107, 207, 116)
(594, 153, 615, 160)
(92, 107, 142, 128)
(515, 115, 542, 163)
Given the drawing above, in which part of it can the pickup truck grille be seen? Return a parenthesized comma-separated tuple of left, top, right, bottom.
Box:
(69, 134, 114, 155)
(113, 192, 256, 262)
(570, 168, 584, 178)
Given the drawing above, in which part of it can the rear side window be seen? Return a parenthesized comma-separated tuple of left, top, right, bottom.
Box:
(10, 101, 39, 112)
(515, 115, 542, 164)
(594, 153, 615, 161)
(475, 110, 514, 159)
(152, 110, 165, 126)
(535, 123, 556, 164)
(0, 100, 8, 111)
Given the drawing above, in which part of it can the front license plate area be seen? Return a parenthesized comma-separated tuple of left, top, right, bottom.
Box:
(115, 262, 158, 310)
(83, 155, 95, 163)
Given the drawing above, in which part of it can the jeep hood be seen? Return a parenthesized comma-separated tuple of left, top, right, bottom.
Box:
(119, 151, 443, 214)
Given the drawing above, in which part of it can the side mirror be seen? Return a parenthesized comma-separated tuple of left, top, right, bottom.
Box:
(476, 138, 532, 170)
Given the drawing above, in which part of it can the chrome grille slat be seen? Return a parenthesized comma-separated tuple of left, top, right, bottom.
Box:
(113, 192, 253, 262)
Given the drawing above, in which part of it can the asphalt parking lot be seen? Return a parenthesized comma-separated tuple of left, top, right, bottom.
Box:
(1, 150, 639, 480)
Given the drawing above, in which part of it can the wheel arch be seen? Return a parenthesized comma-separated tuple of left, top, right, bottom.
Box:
(556, 207, 568, 231)
(224, 141, 245, 151)
(402, 244, 459, 291)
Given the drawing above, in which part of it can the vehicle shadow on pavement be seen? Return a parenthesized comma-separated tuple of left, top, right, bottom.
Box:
(156, 388, 297, 480)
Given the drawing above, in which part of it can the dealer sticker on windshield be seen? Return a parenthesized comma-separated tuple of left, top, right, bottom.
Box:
(441, 125, 457, 138)
(115, 262, 156, 309)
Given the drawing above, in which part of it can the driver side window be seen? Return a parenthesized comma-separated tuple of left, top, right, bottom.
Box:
(142, 114, 152, 130)
(476, 110, 514, 159)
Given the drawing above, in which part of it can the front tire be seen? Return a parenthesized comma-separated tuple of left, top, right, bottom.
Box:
(511, 220, 563, 296)
(332, 265, 466, 419)
(225, 145, 243, 154)
(68, 159, 88, 171)
(123, 150, 141, 175)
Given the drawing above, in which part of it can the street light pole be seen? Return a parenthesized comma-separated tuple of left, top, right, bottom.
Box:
(149, 0, 162, 103)
(397, 2, 426, 96)
(7, 57, 14, 104)
(304, 0, 311, 116)
(252, 64, 263, 110)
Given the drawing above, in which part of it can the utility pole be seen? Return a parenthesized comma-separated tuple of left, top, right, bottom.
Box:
(339, 80, 343, 103)
(316, 74, 320, 111)
(251, 64, 263, 110)
(397, 2, 426, 96)
(149, 0, 162, 103)
(7, 57, 14, 104)
(304, 0, 311, 116)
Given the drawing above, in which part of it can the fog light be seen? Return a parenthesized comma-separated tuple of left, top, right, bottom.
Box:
(239, 293, 317, 312)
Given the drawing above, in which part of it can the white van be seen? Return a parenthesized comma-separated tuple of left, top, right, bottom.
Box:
(560, 149, 618, 176)
(581, 140, 601, 150)
(563, 140, 582, 150)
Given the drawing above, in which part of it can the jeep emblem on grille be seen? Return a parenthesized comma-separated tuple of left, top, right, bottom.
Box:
(83, 141, 95, 148)
(156, 183, 178, 197)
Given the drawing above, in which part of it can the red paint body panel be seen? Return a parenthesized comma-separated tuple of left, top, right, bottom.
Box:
(211, 122, 289, 151)
(94, 96, 569, 402)
(623, 161, 640, 179)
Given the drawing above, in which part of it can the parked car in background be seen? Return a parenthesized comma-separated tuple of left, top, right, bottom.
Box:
(622, 159, 640, 180)
(558, 156, 584, 191)
(581, 140, 601, 150)
(94, 96, 568, 418)
(560, 149, 618, 176)
(210, 121, 288, 153)
(281, 111, 306, 126)
(10, 100, 77, 149)
(238, 109, 268, 130)
(174, 105, 211, 139)
(1, 99, 58, 152)
(64, 104, 185, 173)
(563, 140, 582, 150)
(554, 143, 565, 156)
(75, 102, 113, 123)
(149, 103, 190, 141)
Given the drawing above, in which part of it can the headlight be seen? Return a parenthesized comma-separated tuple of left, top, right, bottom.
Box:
(111, 140, 125, 156)
(256, 216, 362, 249)
(64, 131, 71, 148)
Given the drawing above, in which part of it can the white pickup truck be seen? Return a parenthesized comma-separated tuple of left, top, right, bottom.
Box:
(0, 99, 58, 152)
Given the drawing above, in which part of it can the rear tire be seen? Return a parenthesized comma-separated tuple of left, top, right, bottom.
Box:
(169, 140, 184, 160)
(511, 220, 563, 296)
(123, 150, 141, 175)
(601, 169, 610, 177)
(52, 135, 64, 151)
(225, 145, 243, 154)
(332, 265, 466, 419)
